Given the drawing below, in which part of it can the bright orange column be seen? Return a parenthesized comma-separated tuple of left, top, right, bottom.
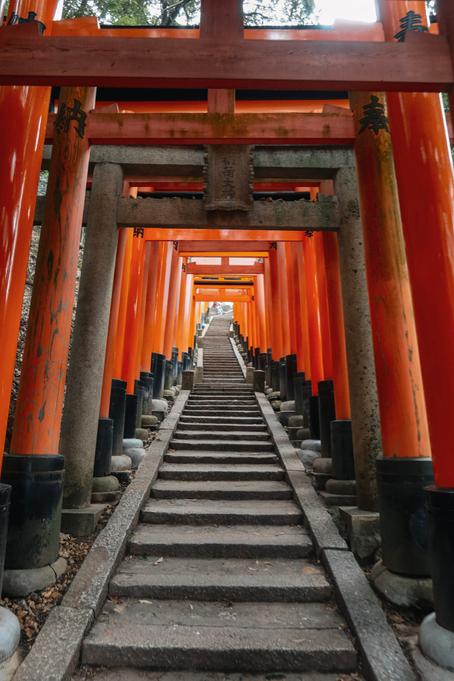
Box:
(0, 0, 61, 456)
(255, 274, 268, 351)
(99, 228, 129, 418)
(277, 243, 291, 357)
(350, 90, 430, 459)
(10, 86, 96, 455)
(322, 232, 351, 419)
(263, 258, 273, 351)
(113, 229, 133, 379)
(314, 233, 333, 381)
(141, 241, 160, 371)
(303, 236, 324, 392)
(379, 0, 454, 485)
(163, 250, 183, 359)
(134, 241, 152, 382)
(268, 247, 283, 359)
(121, 234, 145, 393)
(284, 243, 299, 357)
(153, 242, 173, 355)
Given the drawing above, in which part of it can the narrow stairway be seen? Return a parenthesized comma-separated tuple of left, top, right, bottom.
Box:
(81, 316, 358, 677)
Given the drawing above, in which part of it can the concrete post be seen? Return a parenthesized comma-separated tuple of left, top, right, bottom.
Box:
(60, 163, 123, 512)
(335, 166, 382, 511)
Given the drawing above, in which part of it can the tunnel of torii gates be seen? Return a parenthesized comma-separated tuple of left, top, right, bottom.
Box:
(0, 0, 454, 666)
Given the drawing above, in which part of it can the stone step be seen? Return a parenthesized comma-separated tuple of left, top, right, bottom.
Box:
(158, 464, 284, 482)
(182, 411, 262, 418)
(129, 523, 312, 559)
(170, 440, 275, 452)
(183, 406, 261, 412)
(110, 556, 330, 601)
(82, 600, 356, 673)
(151, 479, 293, 500)
(141, 498, 301, 525)
(186, 401, 257, 406)
(178, 423, 267, 432)
(164, 451, 277, 465)
(72, 671, 342, 681)
(179, 415, 263, 424)
(173, 430, 270, 442)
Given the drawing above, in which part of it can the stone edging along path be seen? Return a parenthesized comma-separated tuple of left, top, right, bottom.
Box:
(13, 385, 416, 681)
(255, 391, 417, 681)
(12, 390, 191, 681)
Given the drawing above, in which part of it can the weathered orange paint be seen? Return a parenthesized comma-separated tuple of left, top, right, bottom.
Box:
(379, 0, 454, 484)
(322, 231, 351, 419)
(10, 86, 95, 455)
(121, 234, 145, 393)
(255, 274, 268, 352)
(351, 90, 430, 458)
(303, 236, 324, 392)
(100, 228, 128, 418)
(0, 0, 61, 457)
(294, 242, 311, 376)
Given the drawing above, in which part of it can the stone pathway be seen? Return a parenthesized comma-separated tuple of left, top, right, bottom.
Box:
(74, 316, 359, 679)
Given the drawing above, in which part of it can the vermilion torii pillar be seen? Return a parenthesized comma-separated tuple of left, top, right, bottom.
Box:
(0, 0, 60, 461)
(378, 0, 454, 662)
(350, 90, 432, 579)
(2, 86, 95, 590)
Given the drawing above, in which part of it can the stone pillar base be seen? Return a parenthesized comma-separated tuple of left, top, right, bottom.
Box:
(0, 607, 21, 680)
(371, 560, 433, 609)
(3, 558, 67, 597)
(91, 475, 121, 503)
(61, 504, 108, 537)
(339, 506, 380, 563)
(419, 613, 454, 674)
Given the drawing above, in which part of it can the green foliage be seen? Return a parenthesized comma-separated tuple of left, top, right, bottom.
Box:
(62, 0, 316, 26)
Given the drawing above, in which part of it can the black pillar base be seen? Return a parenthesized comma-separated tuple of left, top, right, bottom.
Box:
(279, 358, 287, 401)
(331, 419, 355, 480)
(134, 380, 146, 426)
(124, 394, 138, 438)
(93, 418, 113, 478)
(151, 353, 166, 399)
(109, 379, 127, 456)
(426, 485, 454, 632)
(285, 354, 297, 401)
(140, 371, 154, 415)
(318, 380, 336, 457)
(309, 395, 320, 439)
(377, 457, 433, 577)
(1, 454, 63, 570)
(0, 484, 11, 595)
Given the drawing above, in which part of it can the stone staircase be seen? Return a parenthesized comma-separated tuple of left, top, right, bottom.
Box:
(79, 316, 358, 678)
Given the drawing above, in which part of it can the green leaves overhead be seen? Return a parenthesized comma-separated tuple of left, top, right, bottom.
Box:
(62, 0, 316, 26)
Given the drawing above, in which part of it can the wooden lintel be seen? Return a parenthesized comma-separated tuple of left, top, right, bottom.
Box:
(194, 294, 251, 302)
(116, 197, 339, 231)
(45, 111, 356, 146)
(180, 241, 271, 253)
(0, 32, 451, 91)
(186, 264, 264, 275)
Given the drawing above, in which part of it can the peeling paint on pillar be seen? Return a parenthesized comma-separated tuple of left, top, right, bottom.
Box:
(60, 163, 124, 509)
(335, 166, 382, 511)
